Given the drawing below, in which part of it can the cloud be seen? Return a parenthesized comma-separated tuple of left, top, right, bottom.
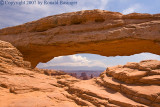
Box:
(122, 4, 141, 14)
(119, 0, 132, 3)
(37, 53, 160, 69)
(37, 55, 107, 68)
(102, 53, 160, 67)
(1, 0, 160, 29)
(134, 53, 160, 60)
(0, 0, 109, 29)
(99, 0, 109, 10)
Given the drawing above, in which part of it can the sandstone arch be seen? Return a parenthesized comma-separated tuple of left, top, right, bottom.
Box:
(1, 39, 160, 106)
(0, 10, 160, 107)
(0, 9, 160, 67)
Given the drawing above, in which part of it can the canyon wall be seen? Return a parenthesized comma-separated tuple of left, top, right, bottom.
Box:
(0, 40, 160, 107)
(0, 10, 160, 107)
(0, 9, 160, 67)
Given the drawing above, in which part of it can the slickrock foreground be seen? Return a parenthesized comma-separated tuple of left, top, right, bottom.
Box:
(0, 9, 160, 67)
(0, 40, 160, 107)
(0, 10, 160, 107)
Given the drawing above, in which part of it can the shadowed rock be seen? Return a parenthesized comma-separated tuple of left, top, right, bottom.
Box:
(0, 40, 160, 107)
(0, 10, 160, 107)
(0, 9, 160, 67)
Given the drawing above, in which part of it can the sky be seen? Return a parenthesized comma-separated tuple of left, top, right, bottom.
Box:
(37, 53, 160, 70)
(1, 0, 160, 70)
(1, 0, 160, 28)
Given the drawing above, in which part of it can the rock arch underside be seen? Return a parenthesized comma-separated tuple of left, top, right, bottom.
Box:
(0, 10, 160, 107)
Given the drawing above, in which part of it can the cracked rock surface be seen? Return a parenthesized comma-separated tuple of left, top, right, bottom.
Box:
(0, 40, 160, 107)
(0, 9, 160, 67)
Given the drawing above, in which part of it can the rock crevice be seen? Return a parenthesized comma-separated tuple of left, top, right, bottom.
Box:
(0, 10, 160, 107)
(0, 10, 160, 67)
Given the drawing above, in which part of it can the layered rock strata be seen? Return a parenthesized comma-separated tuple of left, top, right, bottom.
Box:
(0, 9, 160, 67)
(0, 40, 160, 107)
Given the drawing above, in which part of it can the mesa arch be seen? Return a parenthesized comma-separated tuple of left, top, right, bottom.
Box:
(0, 9, 160, 67)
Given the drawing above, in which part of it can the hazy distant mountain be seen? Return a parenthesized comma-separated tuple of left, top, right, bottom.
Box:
(41, 65, 106, 71)
(64, 70, 104, 78)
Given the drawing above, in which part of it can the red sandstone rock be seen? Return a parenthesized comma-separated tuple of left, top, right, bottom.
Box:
(0, 10, 160, 67)
(0, 40, 160, 106)
(0, 10, 160, 107)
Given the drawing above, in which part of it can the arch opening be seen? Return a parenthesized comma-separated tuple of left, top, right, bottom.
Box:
(36, 52, 160, 80)
(18, 38, 160, 68)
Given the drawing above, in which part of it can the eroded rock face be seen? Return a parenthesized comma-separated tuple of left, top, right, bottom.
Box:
(0, 40, 31, 71)
(0, 10, 160, 106)
(0, 40, 160, 107)
(0, 9, 160, 67)
(105, 60, 160, 84)
(0, 40, 80, 107)
(97, 60, 160, 106)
